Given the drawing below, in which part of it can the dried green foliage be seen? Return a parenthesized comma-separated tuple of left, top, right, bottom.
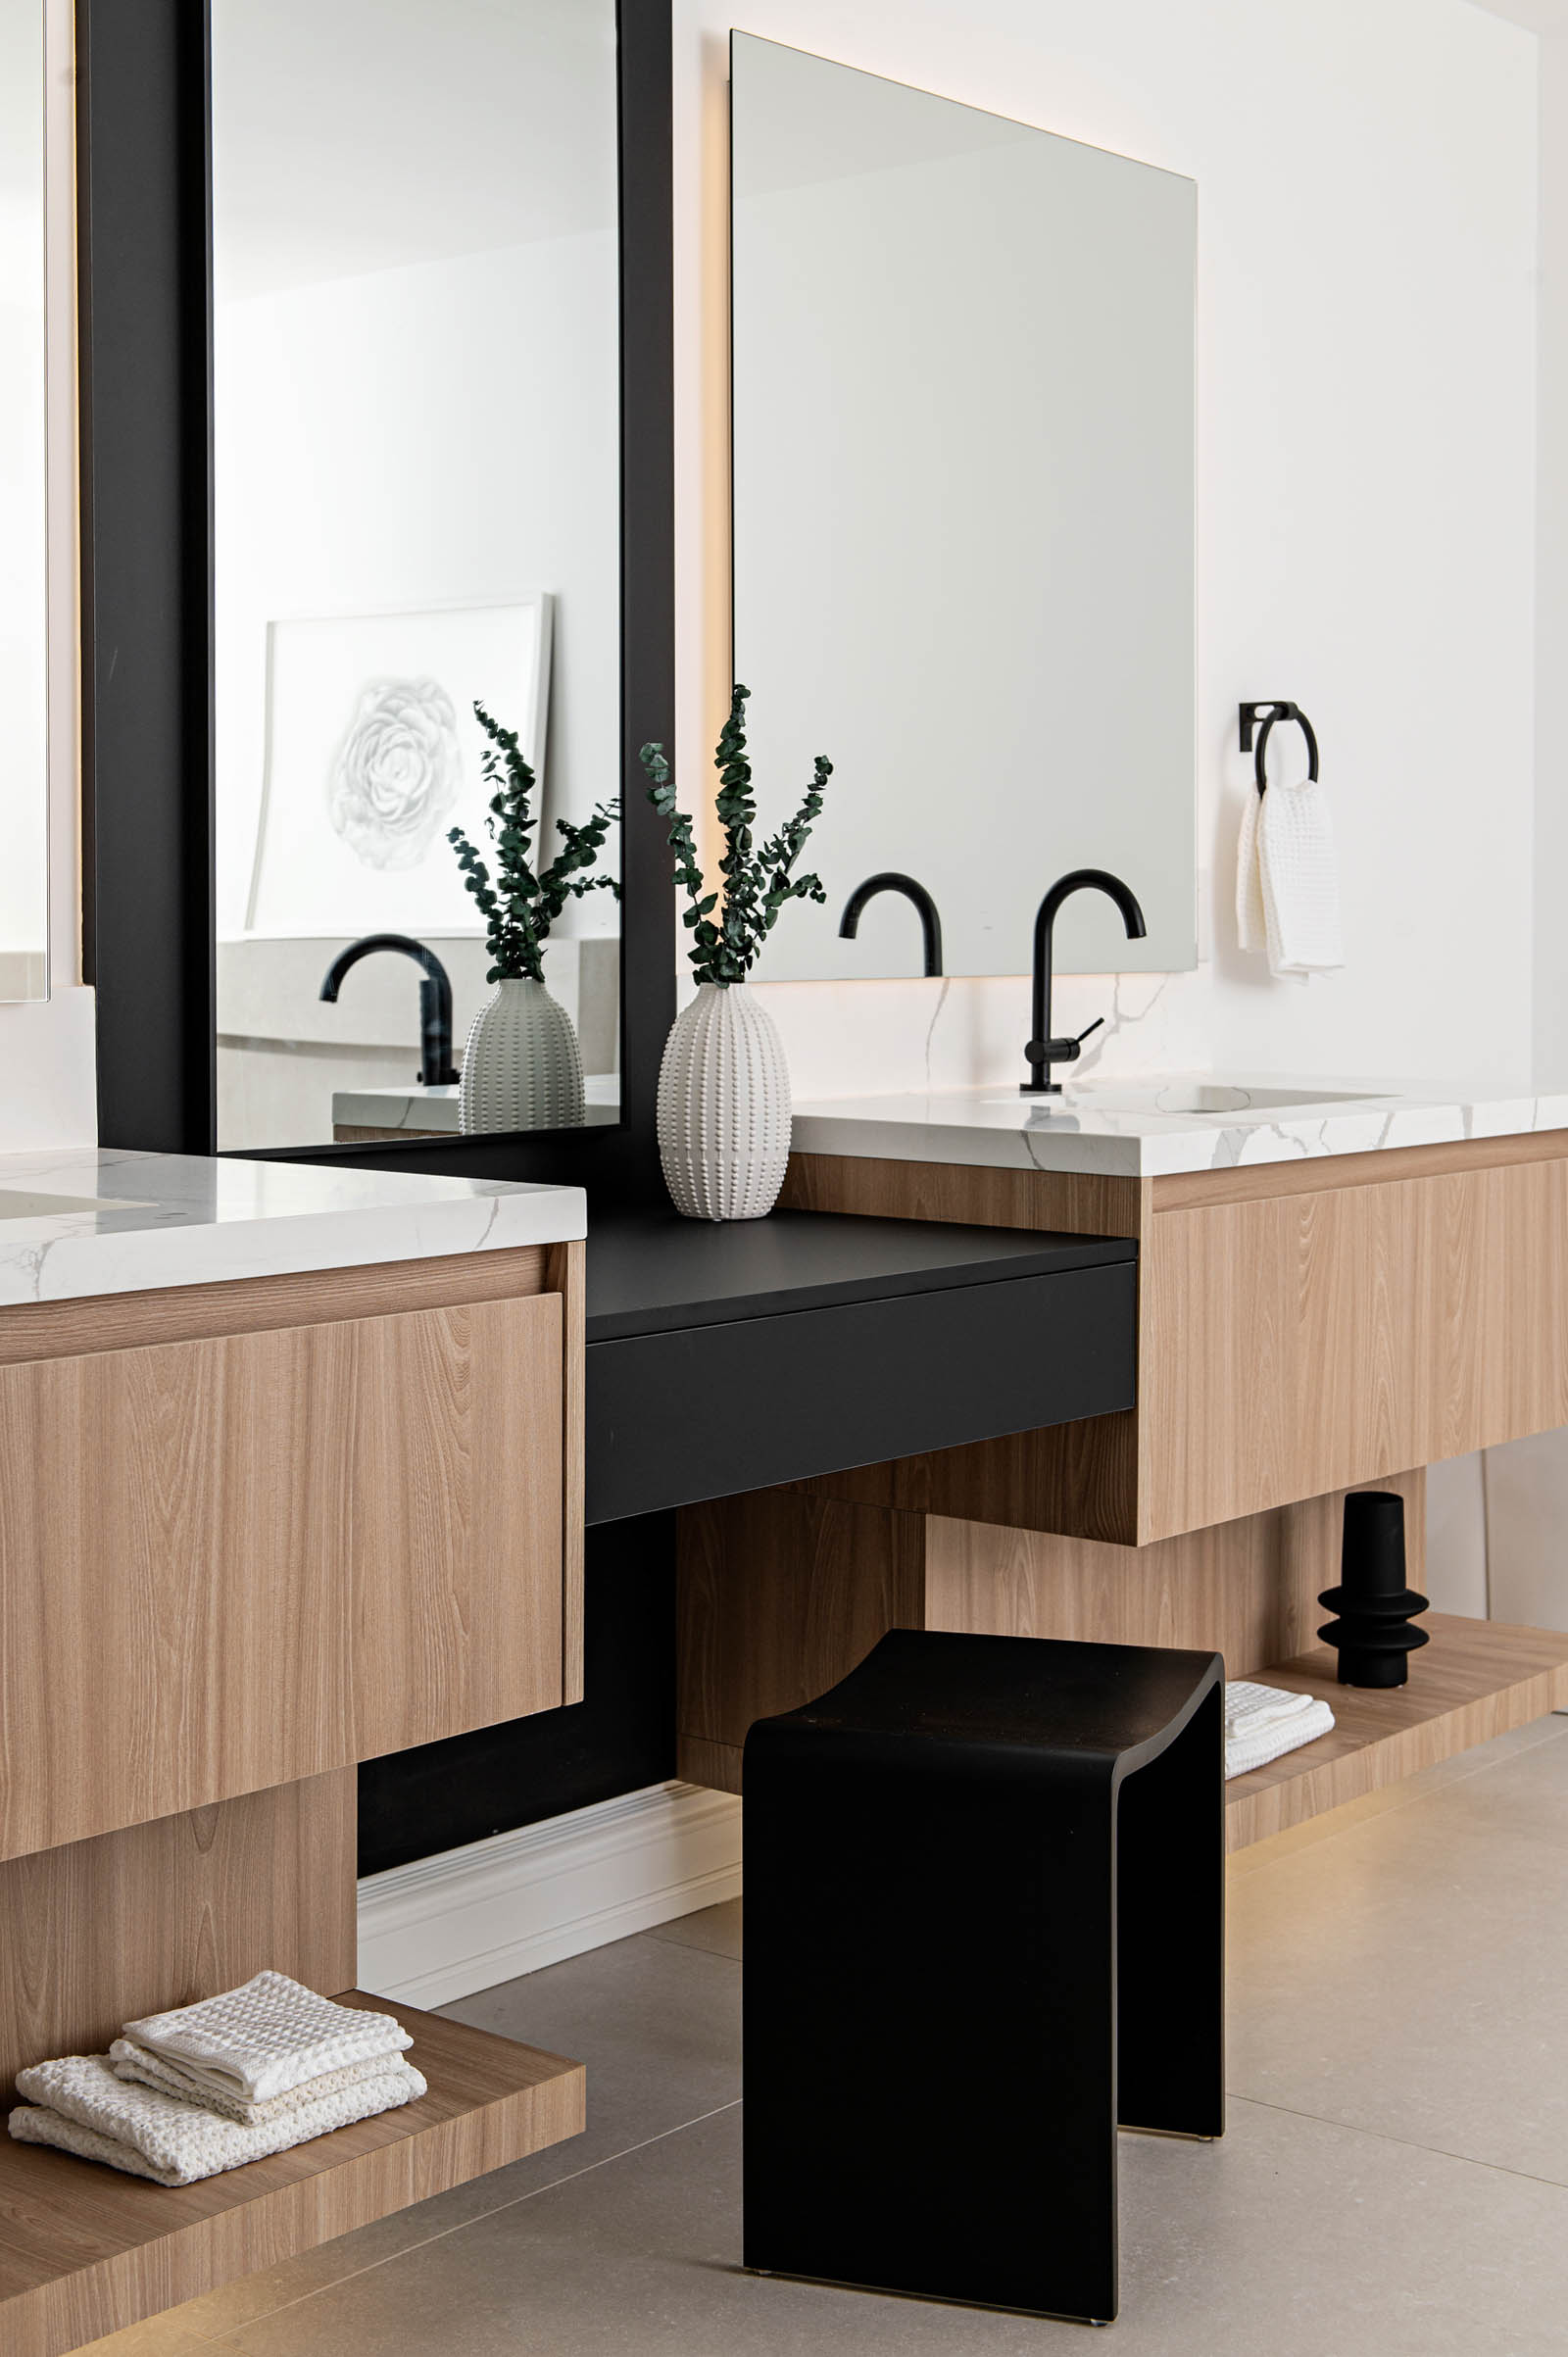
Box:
(639, 684, 832, 987)
(449, 703, 619, 984)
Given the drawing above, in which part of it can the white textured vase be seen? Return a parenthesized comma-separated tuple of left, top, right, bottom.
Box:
(460, 977, 585, 1134)
(657, 982, 791, 1220)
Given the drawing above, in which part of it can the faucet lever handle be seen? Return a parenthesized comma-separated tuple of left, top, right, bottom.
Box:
(1074, 1017, 1104, 1048)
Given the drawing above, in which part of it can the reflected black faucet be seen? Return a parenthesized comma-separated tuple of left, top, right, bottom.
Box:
(319, 934, 460, 1086)
(838, 871, 944, 977)
(1021, 869, 1148, 1096)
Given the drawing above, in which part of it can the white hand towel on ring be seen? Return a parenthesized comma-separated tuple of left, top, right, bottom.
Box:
(1237, 770, 1344, 981)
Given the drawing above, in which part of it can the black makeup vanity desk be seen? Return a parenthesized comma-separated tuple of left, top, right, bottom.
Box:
(584, 1206, 1138, 1525)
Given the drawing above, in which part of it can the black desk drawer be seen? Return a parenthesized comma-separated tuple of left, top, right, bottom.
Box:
(586, 1260, 1136, 1525)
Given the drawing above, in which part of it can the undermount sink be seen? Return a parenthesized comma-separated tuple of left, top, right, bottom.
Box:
(1070, 1082, 1380, 1116)
(0, 1189, 155, 1220)
(985, 1083, 1384, 1118)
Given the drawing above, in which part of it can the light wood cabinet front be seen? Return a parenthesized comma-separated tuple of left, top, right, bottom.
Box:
(1140, 1154, 1568, 1539)
(351, 1294, 564, 1760)
(0, 1284, 566, 1862)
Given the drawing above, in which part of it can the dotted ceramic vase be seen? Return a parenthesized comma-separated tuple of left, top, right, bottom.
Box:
(459, 976, 585, 1134)
(657, 982, 791, 1220)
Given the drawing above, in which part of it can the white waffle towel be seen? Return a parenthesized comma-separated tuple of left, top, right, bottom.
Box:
(9, 2051, 426, 2186)
(1236, 774, 1344, 980)
(108, 2040, 406, 2127)
(119, 1972, 411, 2105)
(1225, 1679, 1336, 1780)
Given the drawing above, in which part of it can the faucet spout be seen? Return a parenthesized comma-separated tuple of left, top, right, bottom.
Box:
(838, 871, 944, 977)
(319, 933, 460, 1088)
(1022, 869, 1148, 1096)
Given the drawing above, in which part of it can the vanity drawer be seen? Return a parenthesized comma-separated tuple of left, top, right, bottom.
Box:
(0, 1269, 577, 1861)
(587, 1261, 1137, 1524)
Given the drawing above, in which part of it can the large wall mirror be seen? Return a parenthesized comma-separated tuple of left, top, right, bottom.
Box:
(0, 0, 47, 1003)
(212, 0, 623, 1150)
(731, 34, 1197, 984)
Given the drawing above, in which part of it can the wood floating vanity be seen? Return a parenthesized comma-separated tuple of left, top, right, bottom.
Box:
(11, 1100, 1568, 2349)
(671, 1093, 1568, 1841)
(0, 1154, 589, 2357)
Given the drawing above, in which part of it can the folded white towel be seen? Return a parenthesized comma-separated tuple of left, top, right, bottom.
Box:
(1225, 1679, 1336, 1780)
(108, 2039, 405, 2127)
(120, 1972, 411, 2106)
(1236, 774, 1344, 980)
(9, 2051, 426, 2186)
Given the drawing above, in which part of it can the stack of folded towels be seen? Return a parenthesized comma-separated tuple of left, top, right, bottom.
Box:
(8, 1972, 425, 2186)
(1224, 1680, 1336, 1780)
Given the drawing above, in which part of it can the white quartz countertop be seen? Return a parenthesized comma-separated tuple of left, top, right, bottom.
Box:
(789, 1077, 1568, 1179)
(0, 1149, 586, 1306)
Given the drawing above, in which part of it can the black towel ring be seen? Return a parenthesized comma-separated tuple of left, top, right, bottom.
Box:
(1239, 700, 1319, 796)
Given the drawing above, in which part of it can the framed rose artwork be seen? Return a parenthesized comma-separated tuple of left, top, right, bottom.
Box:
(244, 594, 554, 936)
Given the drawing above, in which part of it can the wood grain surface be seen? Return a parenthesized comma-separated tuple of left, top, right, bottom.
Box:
(1140, 1156, 1568, 1537)
(1223, 1613, 1568, 1847)
(677, 1491, 926, 1765)
(0, 1247, 547, 1369)
(0, 1774, 356, 2103)
(349, 1295, 564, 1762)
(0, 1996, 585, 2357)
(546, 1240, 587, 1704)
(922, 1472, 1426, 1679)
(0, 1294, 564, 1857)
(780, 1150, 1147, 1240)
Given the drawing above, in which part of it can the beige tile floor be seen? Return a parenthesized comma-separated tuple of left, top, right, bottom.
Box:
(85, 1714, 1568, 2355)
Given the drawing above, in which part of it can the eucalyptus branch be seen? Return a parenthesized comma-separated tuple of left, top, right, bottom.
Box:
(638, 684, 834, 988)
(449, 701, 619, 983)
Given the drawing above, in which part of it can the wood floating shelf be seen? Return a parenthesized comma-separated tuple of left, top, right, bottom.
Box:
(1225, 1613, 1568, 1850)
(0, 1995, 585, 2357)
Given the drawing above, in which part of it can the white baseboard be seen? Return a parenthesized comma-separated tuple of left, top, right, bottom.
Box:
(357, 1780, 743, 2008)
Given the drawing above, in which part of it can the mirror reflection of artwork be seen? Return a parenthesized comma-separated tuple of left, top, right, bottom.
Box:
(246, 594, 552, 937)
(211, 0, 621, 1152)
(329, 677, 462, 872)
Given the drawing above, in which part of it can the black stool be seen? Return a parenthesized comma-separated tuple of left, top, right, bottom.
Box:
(743, 1630, 1224, 2325)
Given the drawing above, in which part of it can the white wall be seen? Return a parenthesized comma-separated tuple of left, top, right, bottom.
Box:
(1535, 31, 1568, 1082)
(672, 0, 1541, 1098)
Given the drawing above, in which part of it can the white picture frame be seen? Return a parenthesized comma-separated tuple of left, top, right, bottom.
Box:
(245, 592, 554, 938)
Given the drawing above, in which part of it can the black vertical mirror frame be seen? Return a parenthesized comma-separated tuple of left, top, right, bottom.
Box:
(77, 0, 675, 1202)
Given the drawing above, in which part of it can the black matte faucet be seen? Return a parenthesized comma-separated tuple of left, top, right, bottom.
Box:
(319, 934, 461, 1086)
(838, 872, 944, 977)
(1021, 869, 1148, 1095)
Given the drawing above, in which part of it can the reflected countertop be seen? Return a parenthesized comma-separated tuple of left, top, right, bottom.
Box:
(789, 1076, 1568, 1179)
(331, 1078, 621, 1135)
(0, 1148, 585, 1306)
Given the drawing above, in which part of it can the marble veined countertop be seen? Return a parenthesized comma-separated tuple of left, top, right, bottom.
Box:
(789, 1076, 1568, 1180)
(0, 1148, 586, 1306)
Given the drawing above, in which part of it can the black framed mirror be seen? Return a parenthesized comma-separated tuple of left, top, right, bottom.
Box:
(77, 0, 673, 1197)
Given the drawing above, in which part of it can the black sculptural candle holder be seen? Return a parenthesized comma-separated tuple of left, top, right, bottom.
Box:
(1318, 1490, 1430, 1688)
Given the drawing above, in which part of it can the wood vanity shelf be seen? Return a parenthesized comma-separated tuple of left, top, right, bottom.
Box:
(671, 1134, 1568, 1837)
(0, 1203, 588, 2357)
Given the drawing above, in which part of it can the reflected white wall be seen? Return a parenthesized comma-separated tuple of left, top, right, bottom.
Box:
(732, 34, 1196, 982)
